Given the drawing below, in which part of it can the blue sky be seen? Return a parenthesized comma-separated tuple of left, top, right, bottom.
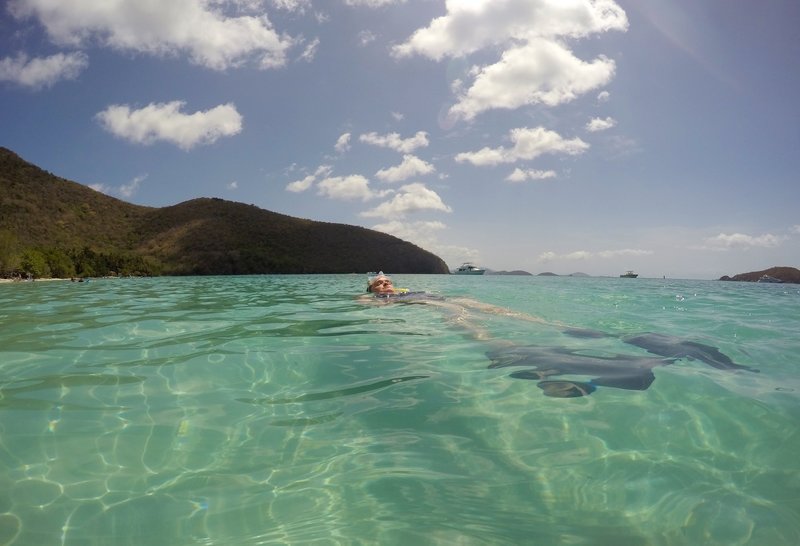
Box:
(1, 0, 798, 279)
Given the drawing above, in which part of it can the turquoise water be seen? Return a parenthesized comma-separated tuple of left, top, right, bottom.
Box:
(0, 275, 798, 545)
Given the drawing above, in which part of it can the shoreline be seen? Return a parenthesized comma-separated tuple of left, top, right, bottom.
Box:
(0, 277, 70, 284)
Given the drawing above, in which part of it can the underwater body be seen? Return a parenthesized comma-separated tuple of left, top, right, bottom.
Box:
(0, 274, 798, 545)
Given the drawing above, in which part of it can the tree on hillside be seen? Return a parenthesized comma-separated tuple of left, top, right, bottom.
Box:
(44, 248, 76, 278)
(0, 230, 20, 276)
(20, 249, 51, 278)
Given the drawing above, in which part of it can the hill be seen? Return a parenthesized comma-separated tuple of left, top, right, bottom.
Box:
(487, 270, 532, 276)
(0, 147, 449, 277)
(719, 266, 800, 284)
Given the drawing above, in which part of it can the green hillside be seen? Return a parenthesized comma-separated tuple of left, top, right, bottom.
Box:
(0, 147, 449, 277)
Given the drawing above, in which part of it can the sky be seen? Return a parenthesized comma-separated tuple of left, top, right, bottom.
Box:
(1, 0, 799, 279)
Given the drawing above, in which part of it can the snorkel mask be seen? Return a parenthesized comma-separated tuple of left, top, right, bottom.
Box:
(366, 271, 390, 293)
(366, 271, 409, 294)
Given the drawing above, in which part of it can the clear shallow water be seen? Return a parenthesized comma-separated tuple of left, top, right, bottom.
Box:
(0, 275, 798, 546)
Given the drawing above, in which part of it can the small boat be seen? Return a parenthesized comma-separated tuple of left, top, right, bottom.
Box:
(620, 270, 638, 278)
(757, 275, 783, 283)
(454, 262, 486, 275)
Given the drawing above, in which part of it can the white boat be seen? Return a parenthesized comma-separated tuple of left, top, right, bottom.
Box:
(757, 274, 783, 283)
(454, 263, 486, 275)
(620, 270, 638, 278)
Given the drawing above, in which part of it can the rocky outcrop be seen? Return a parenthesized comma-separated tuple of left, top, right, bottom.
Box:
(719, 266, 800, 284)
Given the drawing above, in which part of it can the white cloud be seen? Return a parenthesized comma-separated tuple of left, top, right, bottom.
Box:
(344, 0, 405, 7)
(286, 164, 332, 192)
(334, 133, 351, 153)
(286, 174, 315, 193)
(703, 232, 784, 251)
(506, 168, 557, 182)
(391, 112, 404, 121)
(95, 101, 243, 150)
(597, 90, 611, 102)
(119, 174, 146, 198)
(449, 39, 617, 121)
(9, 0, 295, 70)
(586, 116, 617, 132)
(539, 248, 653, 262)
(270, 0, 311, 12)
(393, 0, 627, 60)
(361, 183, 452, 219)
(317, 174, 384, 201)
(89, 174, 146, 199)
(0, 52, 87, 89)
(371, 219, 446, 245)
(227, 180, 239, 190)
(359, 131, 429, 153)
(298, 38, 319, 62)
(597, 249, 654, 259)
(358, 30, 377, 46)
(790, 225, 800, 235)
(392, 0, 627, 120)
(456, 126, 588, 166)
(375, 154, 435, 183)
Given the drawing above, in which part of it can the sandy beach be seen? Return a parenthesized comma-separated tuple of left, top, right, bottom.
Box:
(0, 277, 69, 283)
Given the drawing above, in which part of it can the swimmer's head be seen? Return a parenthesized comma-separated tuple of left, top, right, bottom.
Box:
(367, 272, 395, 294)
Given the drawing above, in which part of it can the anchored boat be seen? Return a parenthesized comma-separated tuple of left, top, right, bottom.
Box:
(454, 263, 486, 275)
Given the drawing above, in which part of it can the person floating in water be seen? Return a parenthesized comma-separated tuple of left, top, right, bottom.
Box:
(363, 272, 549, 340)
(361, 272, 759, 398)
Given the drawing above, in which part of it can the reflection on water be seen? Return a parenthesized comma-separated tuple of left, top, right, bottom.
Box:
(0, 275, 798, 545)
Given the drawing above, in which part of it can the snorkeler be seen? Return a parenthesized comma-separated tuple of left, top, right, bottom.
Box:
(366, 272, 400, 295)
(361, 271, 758, 398)
(362, 271, 550, 340)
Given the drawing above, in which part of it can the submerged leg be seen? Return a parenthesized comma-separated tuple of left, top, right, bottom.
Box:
(623, 333, 759, 372)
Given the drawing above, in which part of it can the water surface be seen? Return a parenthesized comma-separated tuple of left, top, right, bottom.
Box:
(0, 275, 798, 545)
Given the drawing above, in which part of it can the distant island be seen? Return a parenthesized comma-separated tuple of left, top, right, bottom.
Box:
(487, 270, 533, 276)
(0, 147, 449, 278)
(486, 271, 592, 277)
(719, 266, 800, 284)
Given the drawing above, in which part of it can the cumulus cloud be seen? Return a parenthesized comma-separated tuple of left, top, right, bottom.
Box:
(95, 101, 243, 150)
(371, 219, 446, 245)
(790, 225, 800, 235)
(392, 0, 627, 120)
(393, 0, 627, 59)
(703, 232, 784, 251)
(298, 38, 319, 62)
(456, 126, 588, 166)
(270, 0, 311, 12)
(361, 183, 452, 219)
(375, 154, 435, 183)
(0, 52, 88, 89)
(359, 131, 429, 153)
(586, 116, 617, 132)
(286, 174, 315, 193)
(334, 133, 351, 153)
(506, 168, 557, 182)
(358, 31, 377, 46)
(317, 174, 388, 201)
(597, 90, 611, 102)
(286, 164, 332, 192)
(9, 0, 295, 70)
(539, 248, 653, 262)
(90, 174, 146, 199)
(449, 39, 617, 121)
(119, 174, 146, 198)
(344, 0, 404, 7)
